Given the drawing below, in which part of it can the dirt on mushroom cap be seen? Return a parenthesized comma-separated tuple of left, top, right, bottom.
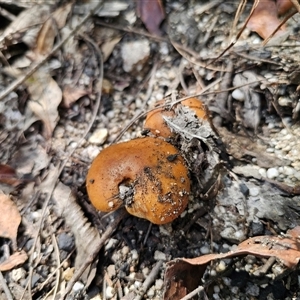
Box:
(86, 137, 191, 224)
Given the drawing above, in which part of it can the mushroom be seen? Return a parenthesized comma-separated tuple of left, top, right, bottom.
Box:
(144, 97, 208, 138)
(86, 137, 190, 224)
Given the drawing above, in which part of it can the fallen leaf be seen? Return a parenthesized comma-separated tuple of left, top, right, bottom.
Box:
(1, 4, 51, 48)
(137, 0, 165, 36)
(276, 0, 294, 15)
(26, 71, 62, 139)
(53, 182, 101, 285)
(35, 3, 72, 56)
(0, 250, 28, 271)
(0, 164, 23, 186)
(247, 0, 286, 39)
(62, 85, 88, 108)
(164, 226, 300, 299)
(101, 36, 122, 62)
(0, 193, 21, 250)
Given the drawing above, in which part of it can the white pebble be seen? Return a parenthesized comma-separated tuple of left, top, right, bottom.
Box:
(234, 230, 246, 240)
(249, 187, 259, 197)
(147, 287, 155, 297)
(73, 282, 84, 293)
(11, 268, 26, 282)
(142, 267, 150, 277)
(266, 167, 279, 179)
(105, 239, 118, 251)
(200, 245, 210, 254)
(88, 128, 108, 145)
(155, 279, 164, 290)
(232, 89, 245, 101)
(258, 168, 267, 177)
(134, 281, 142, 288)
(122, 246, 130, 256)
(131, 249, 139, 260)
(283, 166, 295, 176)
(294, 171, 300, 180)
(105, 286, 115, 299)
(214, 285, 221, 293)
(216, 260, 226, 272)
(154, 250, 166, 261)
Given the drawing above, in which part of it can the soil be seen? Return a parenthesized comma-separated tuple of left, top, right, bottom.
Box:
(0, 1, 300, 300)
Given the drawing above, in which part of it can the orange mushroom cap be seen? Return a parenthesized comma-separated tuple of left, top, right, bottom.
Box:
(144, 97, 208, 138)
(86, 137, 190, 224)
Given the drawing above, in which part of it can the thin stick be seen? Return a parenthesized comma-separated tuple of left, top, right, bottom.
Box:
(179, 285, 205, 300)
(134, 260, 163, 300)
(0, 271, 13, 300)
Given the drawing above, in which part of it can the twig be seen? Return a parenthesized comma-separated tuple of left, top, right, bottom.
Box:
(0, 271, 13, 300)
(137, 260, 163, 300)
(0, 1, 104, 101)
(51, 233, 61, 300)
(62, 209, 127, 298)
(263, 10, 297, 46)
(179, 285, 205, 300)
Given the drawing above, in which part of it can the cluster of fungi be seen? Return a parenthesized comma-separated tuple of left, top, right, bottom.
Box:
(86, 97, 210, 224)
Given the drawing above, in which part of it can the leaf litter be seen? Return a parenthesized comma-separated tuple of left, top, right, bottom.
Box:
(0, 0, 300, 299)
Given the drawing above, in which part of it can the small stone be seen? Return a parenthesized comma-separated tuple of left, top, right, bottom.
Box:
(154, 250, 166, 261)
(232, 89, 245, 101)
(234, 230, 246, 241)
(147, 287, 155, 297)
(214, 285, 221, 293)
(122, 246, 130, 256)
(155, 279, 164, 290)
(105, 286, 115, 299)
(131, 249, 139, 260)
(283, 166, 295, 176)
(294, 171, 300, 180)
(57, 233, 75, 252)
(200, 245, 210, 254)
(88, 128, 108, 145)
(216, 260, 226, 272)
(249, 187, 259, 197)
(121, 40, 150, 73)
(266, 167, 279, 179)
(142, 267, 150, 277)
(73, 281, 84, 293)
(11, 268, 26, 282)
(278, 96, 292, 107)
(63, 267, 74, 281)
(251, 221, 264, 236)
(246, 283, 260, 296)
(105, 238, 118, 251)
(107, 265, 116, 278)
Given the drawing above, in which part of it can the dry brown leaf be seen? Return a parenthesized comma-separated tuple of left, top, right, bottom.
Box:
(0, 250, 28, 271)
(0, 193, 21, 250)
(136, 0, 165, 36)
(1, 4, 51, 48)
(164, 226, 300, 299)
(62, 85, 88, 108)
(247, 0, 286, 39)
(26, 71, 62, 139)
(277, 0, 294, 15)
(101, 36, 122, 62)
(35, 3, 72, 56)
(0, 164, 23, 187)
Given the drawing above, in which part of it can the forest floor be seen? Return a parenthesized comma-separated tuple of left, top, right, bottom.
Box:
(0, 1, 300, 299)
